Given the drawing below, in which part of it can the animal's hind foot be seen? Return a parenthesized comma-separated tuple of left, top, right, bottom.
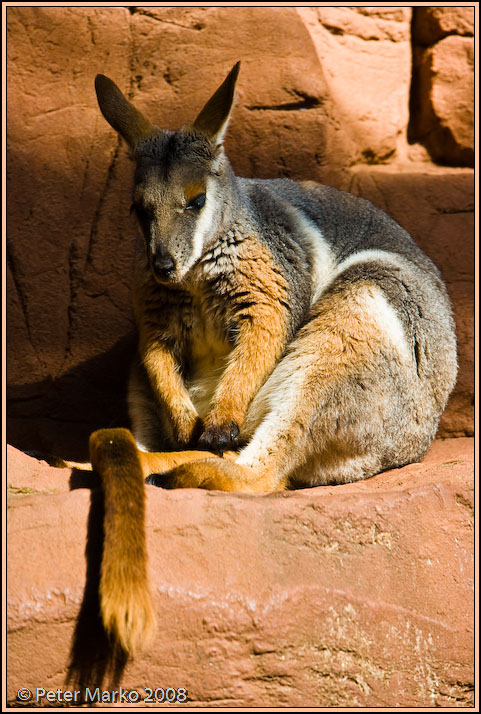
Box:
(139, 447, 237, 478)
(152, 457, 284, 493)
(145, 473, 164, 487)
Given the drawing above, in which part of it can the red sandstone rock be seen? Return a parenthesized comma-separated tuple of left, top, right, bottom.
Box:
(412, 7, 475, 45)
(410, 7, 474, 167)
(298, 6, 411, 164)
(6, 7, 474, 452)
(6, 6, 344, 459)
(414, 37, 474, 166)
(7, 438, 474, 707)
(430, 36, 474, 158)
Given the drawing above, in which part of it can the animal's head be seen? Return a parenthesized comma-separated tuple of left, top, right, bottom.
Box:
(95, 62, 240, 284)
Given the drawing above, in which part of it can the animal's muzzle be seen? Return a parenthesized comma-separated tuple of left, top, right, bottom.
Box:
(151, 248, 175, 280)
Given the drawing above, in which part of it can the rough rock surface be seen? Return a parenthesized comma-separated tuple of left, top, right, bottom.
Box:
(410, 7, 474, 166)
(298, 6, 412, 164)
(7, 437, 474, 707)
(412, 6, 475, 46)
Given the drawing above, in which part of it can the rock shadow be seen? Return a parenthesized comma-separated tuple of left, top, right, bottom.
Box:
(7, 332, 137, 462)
(66, 487, 129, 695)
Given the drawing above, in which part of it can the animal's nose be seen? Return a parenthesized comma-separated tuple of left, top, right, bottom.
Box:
(152, 249, 175, 279)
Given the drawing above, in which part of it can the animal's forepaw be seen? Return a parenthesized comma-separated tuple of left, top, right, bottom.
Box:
(197, 421, 239, 456)
(174, 415, 203, 448)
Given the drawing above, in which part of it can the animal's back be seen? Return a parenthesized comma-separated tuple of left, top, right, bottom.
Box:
(242, 176, 440, 275)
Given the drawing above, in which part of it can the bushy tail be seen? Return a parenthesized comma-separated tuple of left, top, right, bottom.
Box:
(89, 428, 156, 656)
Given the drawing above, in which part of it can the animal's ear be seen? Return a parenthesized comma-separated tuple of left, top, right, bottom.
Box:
(192, 62, 241, 144)
(95, 74, 155, 147)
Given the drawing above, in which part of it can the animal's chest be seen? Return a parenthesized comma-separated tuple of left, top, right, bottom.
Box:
(182, 295, 232, 418)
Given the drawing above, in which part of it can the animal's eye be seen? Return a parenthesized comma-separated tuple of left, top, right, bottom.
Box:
(186, 193, 206, 211)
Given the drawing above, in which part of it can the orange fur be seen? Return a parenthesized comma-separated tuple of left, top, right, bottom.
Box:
(159, 458, 285, 493)
(55, 458, 91, 470)
(141, 341, 200, 445)
(205, 239, 290, 431)
(138, 447, 237, 478)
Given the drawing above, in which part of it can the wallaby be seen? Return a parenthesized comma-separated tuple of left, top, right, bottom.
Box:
(89, 61, 457, 655)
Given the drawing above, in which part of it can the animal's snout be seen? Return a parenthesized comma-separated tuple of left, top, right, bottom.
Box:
(151, 248, 175, 280)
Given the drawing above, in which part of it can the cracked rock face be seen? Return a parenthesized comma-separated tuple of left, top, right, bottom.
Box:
(7, 5, 474, 457)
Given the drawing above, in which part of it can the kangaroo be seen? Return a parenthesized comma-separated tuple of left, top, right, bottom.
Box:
(89, 62, 457, 655)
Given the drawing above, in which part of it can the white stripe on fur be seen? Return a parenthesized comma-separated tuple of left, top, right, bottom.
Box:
(287, 206, 337, 305)
(334, 248, 409, 278)
(186, 176, 218, 275)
